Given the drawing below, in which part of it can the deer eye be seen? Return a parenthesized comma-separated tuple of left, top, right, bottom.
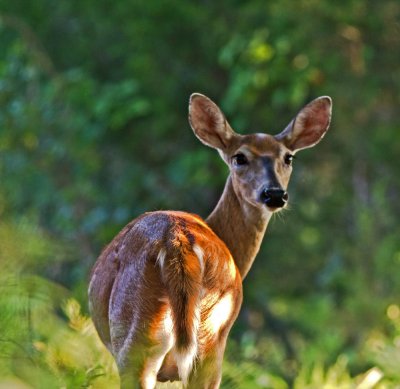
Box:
(284, 153, 294, 166)
(232, 153, 248, 166)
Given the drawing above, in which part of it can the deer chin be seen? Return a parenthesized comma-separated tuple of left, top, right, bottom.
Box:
(266, 204, 287, 213)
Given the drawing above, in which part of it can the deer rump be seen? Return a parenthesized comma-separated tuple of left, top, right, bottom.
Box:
(88, 210, 242, 385)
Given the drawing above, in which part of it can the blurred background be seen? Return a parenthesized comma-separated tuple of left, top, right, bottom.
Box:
(1, 0, 400, 388)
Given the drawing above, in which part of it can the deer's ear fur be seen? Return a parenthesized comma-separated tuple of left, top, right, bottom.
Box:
(189, 93, 239, 152)
(276, 96, 332, 152)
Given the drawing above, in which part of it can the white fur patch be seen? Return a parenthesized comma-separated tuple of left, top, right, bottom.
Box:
(174, 342, 197, 386)
(227, 255, 237, 280)
(192, 244, 205, 274)
(208, 292, 233, 334)
(158, 307, 175, 340)
(141, 364, 158, 389)
(156, 248, 167, 268)
(175, 302, 200, 385)
(142, 308, 175, 388)
(141, 352, 166, 389)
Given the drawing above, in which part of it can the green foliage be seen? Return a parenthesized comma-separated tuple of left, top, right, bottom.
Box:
(294, 357, 383, 389)
(1, 0, 400, 387)
(0, 220, 118, 387)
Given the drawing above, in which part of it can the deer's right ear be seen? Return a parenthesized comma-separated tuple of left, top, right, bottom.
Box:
(189, 93, 237, 152)
(275, 96, 332, 152)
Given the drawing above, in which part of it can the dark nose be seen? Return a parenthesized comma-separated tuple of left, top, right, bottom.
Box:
(260, 188, 289, 208)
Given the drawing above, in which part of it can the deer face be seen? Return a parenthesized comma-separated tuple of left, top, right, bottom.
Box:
(227, 134, 293, 211)
(189, 94, 332, 213)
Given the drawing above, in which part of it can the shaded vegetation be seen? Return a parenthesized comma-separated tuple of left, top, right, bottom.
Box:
(1, 0, 400, 387)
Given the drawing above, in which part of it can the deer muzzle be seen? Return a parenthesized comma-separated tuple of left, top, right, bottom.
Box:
(260, 188, 289, 209)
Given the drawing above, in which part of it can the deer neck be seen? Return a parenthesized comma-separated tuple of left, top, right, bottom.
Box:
(206, 175, 272, 279)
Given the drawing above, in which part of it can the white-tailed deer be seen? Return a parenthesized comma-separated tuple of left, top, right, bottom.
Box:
(88, 93, 332, 388)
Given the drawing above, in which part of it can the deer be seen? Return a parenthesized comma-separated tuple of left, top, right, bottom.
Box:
(88, 93, 332, 388)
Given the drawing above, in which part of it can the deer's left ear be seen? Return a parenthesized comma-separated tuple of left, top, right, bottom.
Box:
(189, 93, 239, 153)
(275, 96, 332, 152)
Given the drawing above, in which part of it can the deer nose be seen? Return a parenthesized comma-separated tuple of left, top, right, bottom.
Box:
(260, 188, 289, 208)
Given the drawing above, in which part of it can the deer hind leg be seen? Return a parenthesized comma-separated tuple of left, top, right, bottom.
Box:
(186, 339, 227, 389)
(187, 287, 243, 389)
(111, 288, 175, 387)
(117, 304, 176, 389)
(118, 330, 175, 389)
(187, 323, 234, 389)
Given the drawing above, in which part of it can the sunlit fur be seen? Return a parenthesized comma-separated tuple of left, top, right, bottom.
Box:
(88, 93, 332, 388)
(207, 293, 233, 334)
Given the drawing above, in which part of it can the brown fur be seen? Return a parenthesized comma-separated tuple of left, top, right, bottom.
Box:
(88, 93, 332, 388)
(89, 211, 242, 386)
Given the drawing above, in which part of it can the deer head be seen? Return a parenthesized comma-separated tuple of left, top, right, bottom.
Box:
(189, 94, 332, 213)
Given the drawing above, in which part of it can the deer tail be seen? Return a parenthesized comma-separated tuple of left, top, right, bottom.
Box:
(158, 239, 204, 385)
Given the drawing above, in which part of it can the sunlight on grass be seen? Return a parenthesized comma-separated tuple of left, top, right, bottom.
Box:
(1, 220, 399, 388)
